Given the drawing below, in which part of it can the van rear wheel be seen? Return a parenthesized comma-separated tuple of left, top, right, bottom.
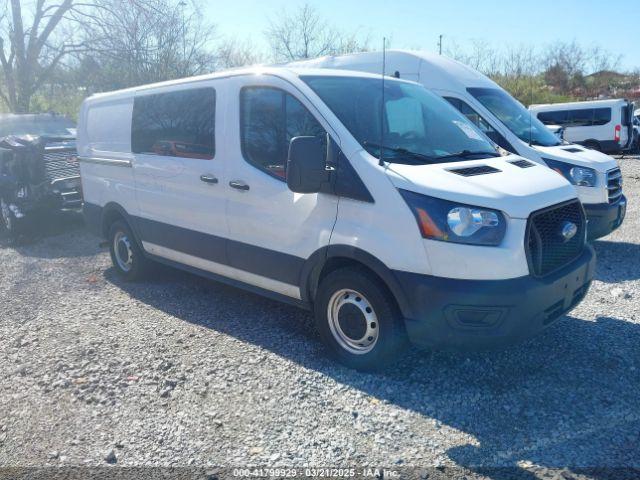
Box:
(584, 140, 601, 151)
(314, 267, 408, 371)
(108, 220, 149, 281)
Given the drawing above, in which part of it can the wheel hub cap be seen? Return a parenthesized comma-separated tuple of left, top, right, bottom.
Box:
(327, 289, 378, 355)
(113, 231, 133, 272)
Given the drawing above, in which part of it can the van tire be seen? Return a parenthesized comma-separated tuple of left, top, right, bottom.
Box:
(314, 267, 408, 371)
(0, 197, 22, 236)
(584, 140, 601, 151)
(108, 220, 149, 281)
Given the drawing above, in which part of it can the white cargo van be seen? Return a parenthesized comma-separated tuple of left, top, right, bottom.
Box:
(289, 51, 627, 241)
(78, 67, 594, 370)
(530, 99, 635, 153)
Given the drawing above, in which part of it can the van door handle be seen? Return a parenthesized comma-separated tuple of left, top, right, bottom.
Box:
(229, 180, 250, 191)
(200, 174, 218, 184)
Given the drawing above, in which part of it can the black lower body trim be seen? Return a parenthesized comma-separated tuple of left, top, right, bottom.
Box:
(395, 245, 596, 350)
(226, 240, 305, 287)
(584, 196, 626, 241)
(147, 253, 310, 310)
(85, 202, 306, 288)
(136, 216, 228, 265)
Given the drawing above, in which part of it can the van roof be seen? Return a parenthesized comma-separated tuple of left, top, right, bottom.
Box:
(84, 66, 417, 102)
(287, 49, 500, 91)
(530, 98, 630, 110)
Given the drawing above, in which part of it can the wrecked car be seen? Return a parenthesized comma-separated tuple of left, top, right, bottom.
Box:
(0, 114, 81, 234)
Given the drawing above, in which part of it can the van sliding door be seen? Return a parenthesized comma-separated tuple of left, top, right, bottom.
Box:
(131, 84, 230, 267)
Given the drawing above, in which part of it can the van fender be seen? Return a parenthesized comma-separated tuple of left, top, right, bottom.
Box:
(300, 244, 413, 319)
(87, 201, 144, 250)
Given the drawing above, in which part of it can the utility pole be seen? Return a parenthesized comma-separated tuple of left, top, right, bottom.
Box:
(438, 35, 443, 55)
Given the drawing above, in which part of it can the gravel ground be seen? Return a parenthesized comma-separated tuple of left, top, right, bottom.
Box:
(1, 158, 639, 478)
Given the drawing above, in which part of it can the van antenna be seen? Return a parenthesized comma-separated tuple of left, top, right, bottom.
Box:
(529, 74, 533, 146)
(379, 37, 387, 167)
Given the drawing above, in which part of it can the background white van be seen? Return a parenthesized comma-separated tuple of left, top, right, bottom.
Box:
(288, 51, 627, 241)
(530, 99, 635, 153)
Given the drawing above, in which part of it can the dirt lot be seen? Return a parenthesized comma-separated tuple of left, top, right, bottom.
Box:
(0, 158, 639, 478)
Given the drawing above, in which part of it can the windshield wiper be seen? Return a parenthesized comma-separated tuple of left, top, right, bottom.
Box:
(433, 149, 501, 160)
(362, 141, 436, 164)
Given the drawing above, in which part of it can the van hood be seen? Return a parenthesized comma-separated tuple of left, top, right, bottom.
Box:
(534, 144, 618, 172)
(386, 155, 576, 219)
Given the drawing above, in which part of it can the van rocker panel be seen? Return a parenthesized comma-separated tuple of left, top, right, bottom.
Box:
(395, 245, 595, 349)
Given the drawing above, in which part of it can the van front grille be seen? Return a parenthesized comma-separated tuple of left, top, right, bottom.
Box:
(606, 168, 623, 204)
(43, 148, 80, 182)
(526, 200, 586, 277)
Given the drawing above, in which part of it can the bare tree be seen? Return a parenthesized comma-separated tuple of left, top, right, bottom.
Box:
(502, 44, 538, 78)
(265, 3, 368, 62)
(587, 45, 622, 74)
(540, 41, 623, 97)
(79, 0, 216, 92)
(541, 40, 587, 78)
(214, 38, 264, 69)
(445, 38, 501, 76)
(0, 0, 89, 112)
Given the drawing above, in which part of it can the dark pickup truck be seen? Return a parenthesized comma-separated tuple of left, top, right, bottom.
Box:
(0, 114, 81, 234)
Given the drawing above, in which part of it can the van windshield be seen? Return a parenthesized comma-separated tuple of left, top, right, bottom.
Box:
(301, 76, 499, 164)
(467, 87, 562, 147)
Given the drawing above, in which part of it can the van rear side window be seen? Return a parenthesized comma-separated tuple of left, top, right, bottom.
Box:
(132, 87, 215, 159)
(593, 108, 612, 126)
(538, 108, 611, 127)
(240, 87, 325, 180)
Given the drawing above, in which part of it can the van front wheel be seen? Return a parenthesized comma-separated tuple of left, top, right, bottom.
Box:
(108, 220, 149, 281)
(0, 197, 23, 235)
(314, 268, 408, 371)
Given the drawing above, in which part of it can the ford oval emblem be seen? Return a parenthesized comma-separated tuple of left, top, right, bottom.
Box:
(561, 221, 578, 242)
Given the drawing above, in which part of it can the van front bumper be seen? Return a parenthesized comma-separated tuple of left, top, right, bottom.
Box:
(584, 196, 626, 241)
(395, 245, 595, 350)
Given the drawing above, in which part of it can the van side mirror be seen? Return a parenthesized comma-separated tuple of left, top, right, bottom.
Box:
(286, 135, 329, 194)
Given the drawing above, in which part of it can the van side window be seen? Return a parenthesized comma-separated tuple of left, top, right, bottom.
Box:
(444, 96, 514, 152)
(539, 108, 612, 127)
(132, 87, 216, 160)
(594, 108, 612, 126)
(241, 87, 325, 180)
(537, 110, 568, 126)
(568, 109, 594, 127)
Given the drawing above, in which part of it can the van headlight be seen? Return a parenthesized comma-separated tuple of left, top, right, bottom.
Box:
(399, 189, 506, 246)
(544, 158, 597, 187)
(569, 167, 597, 186)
